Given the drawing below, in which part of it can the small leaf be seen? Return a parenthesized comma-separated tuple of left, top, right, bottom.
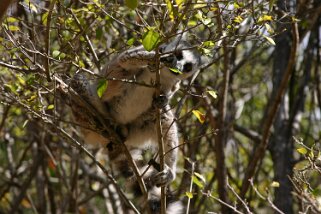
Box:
(194, 172, 206, 183)
(264, 23, 274, 34)
(97, 79, 108, 98)
(78, 60, 85, 68)
(169, 68, 183, 75)
(233, 2, 240, 9)
(22, 120, 29, 128)
(193, 1, 206, 9)
(165, 0, 174, 21)
(271, 181, 280, 188)
(185, 191, 193, 199)
(127, 38, 136, 46)
(47, 104, 54, 110)
(258, 15, 273, 23)
(234, 15, 243, 23)
(202, 41, 215, 48)
(142, 28, 161, 51)
(42, 12, 48, 25)
(96, 27, 103, 39)
(207, 90, 217, 99)
(6, 17, 19, 23)
(21, 198, 31, 208)
(8, 25, 20, 31)
(192, 175, 204, 189)
(125, 0, 138, 10)
(27, 95, 37, 102)
(297, 147, 307, 155)
(192, 110, 205, 124)
(52, 50, 61, 58)
(175, 0, 185, 8)
(269, 0, 276, 11)
(263, 35, 276, 46)
(17, 76, 26, 86)
(187, 20, 197, 27)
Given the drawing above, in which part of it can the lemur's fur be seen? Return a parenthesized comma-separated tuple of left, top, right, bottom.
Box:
(71, 38, 200, 213)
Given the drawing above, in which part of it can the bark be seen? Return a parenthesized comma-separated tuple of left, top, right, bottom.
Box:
(269, 0, 296, 213)
(0, 0, 11, 20)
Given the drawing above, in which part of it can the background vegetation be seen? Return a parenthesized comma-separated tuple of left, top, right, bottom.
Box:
(0, 0, 320, 213)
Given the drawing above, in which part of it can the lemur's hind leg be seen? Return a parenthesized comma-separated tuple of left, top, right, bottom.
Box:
(150, 110, 178, 187)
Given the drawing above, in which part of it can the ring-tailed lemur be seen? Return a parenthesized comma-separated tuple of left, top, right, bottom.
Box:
(71, 38, 200, 213)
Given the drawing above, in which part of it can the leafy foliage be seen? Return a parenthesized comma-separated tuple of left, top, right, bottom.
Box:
(0, 0, 320, 213)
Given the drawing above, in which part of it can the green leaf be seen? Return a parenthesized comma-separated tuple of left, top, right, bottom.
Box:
(169, 68, 183, 75)
(233, 2, 240, 9)
(264, 23, 274, 34)
(96, 27, 103, 39)
(234, 15, 243, 23)
(42, 12, 48, 25)
(271, 181, 280, 187)
(22, 119, 29, 128)
(8, 25, 20, 31)
(297, 147, 307, 155)
(185, 191, 193, 199)
(258, 15, 273, 23)
(192, 110, 205, 124)
(194, 172, 206, 183)
(263, 35, 276, 46)
(269, 0, 276, 11)
(202, 41, 215, 48)
(17, 76, 26, 86)
(47, 104, 54, 110)
(127, 38, 136, 46)
(194, 1, 206, 9)
(175, 0, 185, 8)
(97, 79, 108, 98)
(142, 29, 161, 51)
(207, 90, 217, 99)
(78, 60, 85, 68)
(192, 175, 204, 189)
(187, 20, 197, 27)
(21, 0, 38, 13)
(165, 0, 177, 21)
(125, 0, 138, 10)
(27, 95, 37, 102)
(52, 50, 61, 59)
(6, 17, 19, 23)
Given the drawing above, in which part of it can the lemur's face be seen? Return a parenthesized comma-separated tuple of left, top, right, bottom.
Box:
(159, 40, 200, 79)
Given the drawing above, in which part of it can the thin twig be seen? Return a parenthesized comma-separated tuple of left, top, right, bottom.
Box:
(185, 162, 195, 214)
(155, 48, 166, 214)
(44, 0, 57, 82)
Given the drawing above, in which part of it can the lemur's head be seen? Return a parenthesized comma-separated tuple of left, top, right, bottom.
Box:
(159, 39, 200, 79)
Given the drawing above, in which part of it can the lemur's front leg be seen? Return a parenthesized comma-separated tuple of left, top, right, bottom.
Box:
(114, 46, 156, 70)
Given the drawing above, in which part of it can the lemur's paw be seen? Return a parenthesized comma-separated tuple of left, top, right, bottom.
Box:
(151, 166, 175, 187)
(115, 124, 129, 141)
(153, 95, 169, 109)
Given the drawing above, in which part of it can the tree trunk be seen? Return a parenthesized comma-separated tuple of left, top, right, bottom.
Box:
(269, 0, 296, 213)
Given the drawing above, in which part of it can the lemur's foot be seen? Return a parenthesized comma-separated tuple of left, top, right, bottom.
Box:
(151, 165, 175, 187)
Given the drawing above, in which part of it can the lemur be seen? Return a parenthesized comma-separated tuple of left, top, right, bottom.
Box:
(71, 37, 200, 213)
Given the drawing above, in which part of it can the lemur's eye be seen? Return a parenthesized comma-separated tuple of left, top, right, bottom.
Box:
(183, 63, 193, 72)
(175, 51, 183, 60)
